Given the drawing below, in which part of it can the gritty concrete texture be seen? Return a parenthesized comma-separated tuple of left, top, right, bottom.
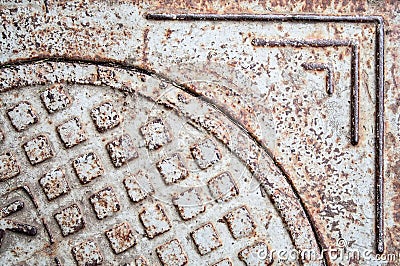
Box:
(0, 1, 399, 265)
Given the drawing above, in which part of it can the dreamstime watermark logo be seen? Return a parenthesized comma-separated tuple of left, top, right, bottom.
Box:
(257, 239, 400, 263)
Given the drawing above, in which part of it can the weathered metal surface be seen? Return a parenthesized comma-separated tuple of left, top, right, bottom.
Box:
(191, 222, 223, 255)
(54, 204, 85, 237)
(0, 1, 399, 265)
(0, 61, 309, 265)
(105, 221, 137, 254)
(39, 167, 70, 201)
(57, 117, 88, 149)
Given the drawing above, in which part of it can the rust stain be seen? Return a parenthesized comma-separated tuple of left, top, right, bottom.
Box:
(142, 27, 150, 66)
(165, 28, 173, 39)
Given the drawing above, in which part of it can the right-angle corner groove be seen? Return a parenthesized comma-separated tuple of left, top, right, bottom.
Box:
(252, 38, 359, 146)
(301, 62, 334, 95)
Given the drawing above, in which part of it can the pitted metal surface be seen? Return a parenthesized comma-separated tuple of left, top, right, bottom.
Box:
(0, 64, 304, 265)
(0, 1, 399, 265)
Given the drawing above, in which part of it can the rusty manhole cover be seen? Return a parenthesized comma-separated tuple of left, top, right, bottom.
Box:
(1, 1, 399, 266)
(1, 61, 311, 265)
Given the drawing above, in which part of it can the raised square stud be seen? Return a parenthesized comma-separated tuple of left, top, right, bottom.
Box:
(89, 186, 121, 220)
(139, 203, 171, 239)
(72, 240, 103, 266)
(57, 117, 87, 148)
(191, 223, 222, 255)
(157, 153, 188, 185)
(0, 152, 20, 181)
(23, 135, 54, 165)
(105, 222, 136, 254)
(39, 168, 69, 200)
(173, 188, 205, 220)
(190, 138, 222, 169)
(156, 239, 188, 266)
(140, 118, 172, 150)
(211, 258, 233, 266)
(54, 204, 85, 236)
(125, 257, 149, 266)
(91, 102, 120, 132)
(208, 172, 238, 202)
(135, 256, 149, 266)
(72, 152, 104, 184)
(41, 84, 71, 113)
(224, 206, 256, 239)
(106, 134, 138, 167)
(7, 101, 38, 132)
(238, 242, 272, 266)
(124, 171, 154, 203)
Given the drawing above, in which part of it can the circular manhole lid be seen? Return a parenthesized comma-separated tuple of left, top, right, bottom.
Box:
(0, 61, 321, 265)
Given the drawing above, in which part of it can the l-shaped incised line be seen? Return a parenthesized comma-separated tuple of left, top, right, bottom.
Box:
(251, 38, 359, 146)
(301, 62, 334, 95)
